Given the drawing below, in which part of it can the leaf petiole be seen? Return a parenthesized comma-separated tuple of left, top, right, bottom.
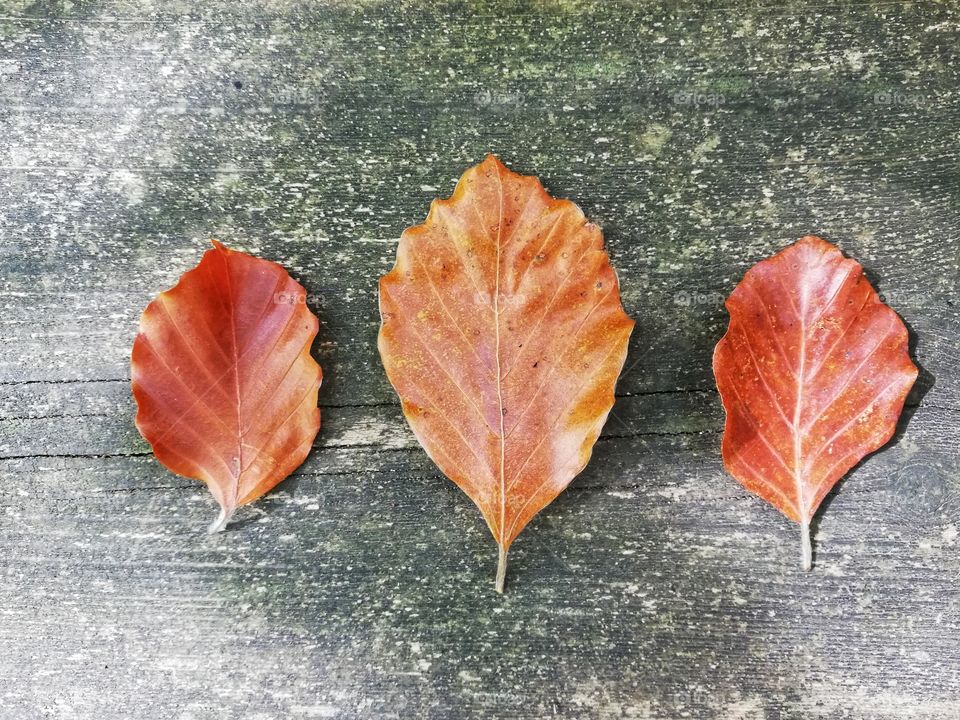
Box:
(208, 506, 234, 534)
(800, 519, 812, 571)
(495, 545, 508, 594)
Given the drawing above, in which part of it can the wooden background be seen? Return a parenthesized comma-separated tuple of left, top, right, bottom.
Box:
(1, 1, 958, 718)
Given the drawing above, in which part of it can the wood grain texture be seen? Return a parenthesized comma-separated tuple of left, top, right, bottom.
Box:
(0, 1, 958, 718)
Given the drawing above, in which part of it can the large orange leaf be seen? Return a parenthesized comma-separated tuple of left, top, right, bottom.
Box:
(378, 155, 634, 592)
(713, 235, 917, 569)
(131, 241, 322, 532)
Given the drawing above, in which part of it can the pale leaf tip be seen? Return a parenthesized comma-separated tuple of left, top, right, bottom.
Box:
(482, 153, 509, 174)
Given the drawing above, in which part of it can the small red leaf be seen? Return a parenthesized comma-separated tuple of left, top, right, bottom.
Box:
(713, 235, 918, 568)
(131, 241, 322, 531)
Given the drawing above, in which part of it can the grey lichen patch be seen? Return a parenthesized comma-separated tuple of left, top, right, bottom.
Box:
(635, 123, 672, 158)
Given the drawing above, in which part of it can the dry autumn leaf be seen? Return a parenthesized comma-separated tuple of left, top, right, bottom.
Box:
(378, 155, 634, 592)
(713, 235, 918, 569)
(131, 241, 322, 532)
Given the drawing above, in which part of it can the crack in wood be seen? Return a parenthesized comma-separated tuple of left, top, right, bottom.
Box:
(0, 451, 153, 460)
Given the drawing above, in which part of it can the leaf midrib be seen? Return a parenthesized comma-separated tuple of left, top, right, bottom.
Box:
(217, 248, 245, 503)
(492, 163, 507, 549)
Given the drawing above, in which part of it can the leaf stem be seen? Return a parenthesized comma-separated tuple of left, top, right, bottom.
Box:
(495, 545, 507, 594)
(800, 519, 812, 571)
(207, 506, 234, 534)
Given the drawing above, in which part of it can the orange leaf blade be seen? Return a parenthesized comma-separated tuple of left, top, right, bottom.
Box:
(713, 235, 918, 567)
(378, 156, 634, 590)
(131, 242, 322, 530)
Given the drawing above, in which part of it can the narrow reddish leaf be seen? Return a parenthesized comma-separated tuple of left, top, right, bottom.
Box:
(131, 241, 322, 531)
(378, 155, 634, 591)
(713, 235, 918, 568)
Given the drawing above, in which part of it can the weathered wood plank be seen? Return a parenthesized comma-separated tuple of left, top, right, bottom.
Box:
(0, 0, 958, 718)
